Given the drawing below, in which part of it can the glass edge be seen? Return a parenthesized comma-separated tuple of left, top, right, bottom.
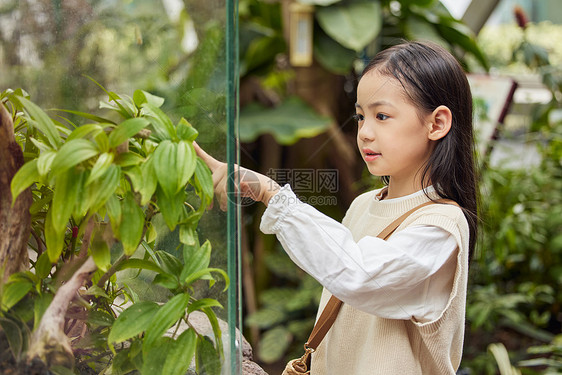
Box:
(226, 0, 241, 373)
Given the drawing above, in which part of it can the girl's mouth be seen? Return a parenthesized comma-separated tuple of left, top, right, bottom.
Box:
(363, 149, 381, 162)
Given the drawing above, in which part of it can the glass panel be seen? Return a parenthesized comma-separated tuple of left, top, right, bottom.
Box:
(1, 0, 240, 373)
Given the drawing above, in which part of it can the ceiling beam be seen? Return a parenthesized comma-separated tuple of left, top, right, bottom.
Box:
(462, 0, 502, 34)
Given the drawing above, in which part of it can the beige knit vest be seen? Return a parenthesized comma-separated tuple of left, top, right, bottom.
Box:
(310, 188, 470, 375)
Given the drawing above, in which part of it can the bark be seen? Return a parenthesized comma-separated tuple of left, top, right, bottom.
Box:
(26, 256, 97, 368)
(0, 102, 32, 283)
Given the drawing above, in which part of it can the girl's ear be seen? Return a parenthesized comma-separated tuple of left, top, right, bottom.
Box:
(427, 105, 452, 141)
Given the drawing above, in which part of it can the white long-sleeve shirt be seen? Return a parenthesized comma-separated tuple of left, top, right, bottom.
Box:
(260, 185, 459, 323)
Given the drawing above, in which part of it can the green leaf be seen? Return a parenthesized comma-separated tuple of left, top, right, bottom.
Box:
(239, 97, 331, 144)
(181, 240, 211, 282)
(10, 159, 39, 202)
(196, 336, 221, 375)
(86, 75, 133, 118)
(184, 268, 229, 291)
(0, 317, 24, 360)
(286, 289, 314, 311)
(94, 131, 110, 153)
(404, 14, 448, 46)
(146, 222, 157, 243)
(246, 308, 286, 329)
(84, 285, 110, 299)
(1, 279, 33, 310)
(313, 27, 356, 74)
(36, 151, 56, 176)
(258, 326, 292, 363)
(120, 193, 144, 255)
(50, 139, 99, 175)
(472, 303, 492, 328)
(54, 109, 116, 125)
(30, 193, 52, 215)
(114, 152, 145, 167)
(17, 96, 62, 149)
(144, 293, 190, 350)
(51, 167, 83, 233)
(34, 252, 52, 279)
(193, 158, 214, 208)
(33, 293, 53, 331)
(142, 103, 175, 141)
(156, 188, 184, 231)
(260, 288, 295, 309)
(85, 164, 120, 213)
(90, 227, 111, 272)
(176, 118, 199, 141)
(105, 194, 122, 236)
(298, 0, 340, 4)
(29, 138, 52, 153)
(86, 152, 114, 185)
(176, 140, 197, 192)
(133, 90, 165, 109)
(124, 166, 144, 195)
(142, 337, 172, 374)
(111, 343, 138, 373)
(138, 156, 158, 205)
(72, 181, 89, 219)
(201, 307, 223, 356)
(45, 209, 65, 262)
(156, 251, 183, 276)
(435, 19, 489, 70)
(162, 329, 197, 375)
(187, 298, 222, 314)
(108, 301, 160, 344)
(108, 118, 150, 149)
(87, 309, 115, 327)
(115, 258, 166, 274)
(153, 140, 177, 197)
(316, 1, 381, 52)
(179, 223, 197, 246)
(400, 0, 436, 6)
(153, 273, 180, 290)
(67, 123, 105, 142)
(241, 34, 286, 76)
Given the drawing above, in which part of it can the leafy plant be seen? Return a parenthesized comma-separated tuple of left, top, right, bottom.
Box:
(461, 10, 561, 371)
(0, 83, 228, 374)
(245, 246, 322, 364)
(519, 334, 562, 374)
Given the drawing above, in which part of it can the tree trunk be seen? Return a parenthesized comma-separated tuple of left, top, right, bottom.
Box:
(0, 102, 32, 283)
(26, 256, 97, 368)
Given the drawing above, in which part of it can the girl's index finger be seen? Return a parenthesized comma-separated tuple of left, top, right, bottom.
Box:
(193, 141, 223, 171)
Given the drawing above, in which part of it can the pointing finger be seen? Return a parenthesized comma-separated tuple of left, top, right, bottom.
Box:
(193, 141, 223, 172)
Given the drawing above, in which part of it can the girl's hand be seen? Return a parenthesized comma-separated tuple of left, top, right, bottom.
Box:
(194, 142, 281, 211)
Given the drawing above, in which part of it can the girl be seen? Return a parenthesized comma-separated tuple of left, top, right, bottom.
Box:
(195, 41, 478, 374)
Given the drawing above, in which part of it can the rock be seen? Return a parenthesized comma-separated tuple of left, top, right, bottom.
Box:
(242, 359, 269, 375)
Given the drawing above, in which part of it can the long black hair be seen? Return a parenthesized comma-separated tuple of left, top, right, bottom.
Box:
(363, 41, 478, 260)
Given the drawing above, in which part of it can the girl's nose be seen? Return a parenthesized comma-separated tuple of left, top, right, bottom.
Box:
(358, 123, 374, 142)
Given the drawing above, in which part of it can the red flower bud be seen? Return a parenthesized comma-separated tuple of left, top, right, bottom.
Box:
(514, 6, 528, 29)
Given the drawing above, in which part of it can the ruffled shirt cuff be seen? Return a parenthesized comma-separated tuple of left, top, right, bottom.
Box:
(260, 184, 304, 234)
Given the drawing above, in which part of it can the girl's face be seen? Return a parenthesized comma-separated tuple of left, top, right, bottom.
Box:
(355, 70, 434, 195)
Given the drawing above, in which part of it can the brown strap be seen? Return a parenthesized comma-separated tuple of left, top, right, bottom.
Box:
(305, 198, 458, 350)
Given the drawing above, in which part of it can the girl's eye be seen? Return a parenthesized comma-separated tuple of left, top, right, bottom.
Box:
(376, 113, 389, 121)
(353, 113, 364, 122)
